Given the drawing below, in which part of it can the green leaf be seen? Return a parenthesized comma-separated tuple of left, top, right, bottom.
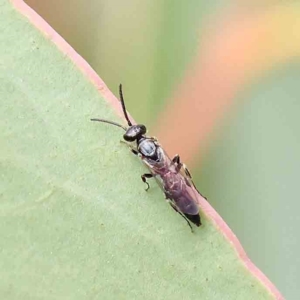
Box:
(0, 1, 282, 299)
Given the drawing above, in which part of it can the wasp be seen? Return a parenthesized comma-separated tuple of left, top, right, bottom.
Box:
(91, 85, 204, 231)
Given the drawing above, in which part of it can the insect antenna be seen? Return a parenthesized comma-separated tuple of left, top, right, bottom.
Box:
(90, 118, 127, 131)
(119, 84, 133, 126)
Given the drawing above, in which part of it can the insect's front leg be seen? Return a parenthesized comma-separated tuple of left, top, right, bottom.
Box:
(141, 173, 155, 191)
(131, 149, 139, 156)
(120, 140, 140, 156)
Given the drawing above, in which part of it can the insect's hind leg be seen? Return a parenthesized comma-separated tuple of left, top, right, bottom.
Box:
(183, 164, 192, 178)
(182, 164, 208, 201)
(167, 199, 194, 233)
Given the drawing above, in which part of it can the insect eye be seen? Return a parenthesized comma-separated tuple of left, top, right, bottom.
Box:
(140, 125, 146, 135)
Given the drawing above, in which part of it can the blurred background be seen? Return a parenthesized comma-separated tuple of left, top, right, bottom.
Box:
(25, 1, 300, 298)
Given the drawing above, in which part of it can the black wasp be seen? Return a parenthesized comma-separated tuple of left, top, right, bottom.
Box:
(91, 85, 204, 231)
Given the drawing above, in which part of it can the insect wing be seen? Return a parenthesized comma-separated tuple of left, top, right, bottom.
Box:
(163, 168, 200, 215)
(171, 181, 200, 215)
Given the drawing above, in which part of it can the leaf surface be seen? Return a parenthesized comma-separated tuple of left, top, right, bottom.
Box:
(0, 1, 282, 299)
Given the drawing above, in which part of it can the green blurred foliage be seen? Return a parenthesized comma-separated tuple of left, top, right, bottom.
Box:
(197, 64, 300, 299)
(25, 0, 221, 125)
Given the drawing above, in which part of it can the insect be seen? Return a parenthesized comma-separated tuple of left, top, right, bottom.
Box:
(91, 84, 204, 231)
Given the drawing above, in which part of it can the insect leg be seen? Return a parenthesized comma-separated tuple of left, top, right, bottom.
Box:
(183, 165, 192, 178)
(182, 165, 208, 201)
(167, 201, 194, 233)
(171, 154, 183, 173)
(141, 173, 154, 191)
(172, 154, 180, 164)
(131, 149, 139, 155)
(120, 140, 141, 156)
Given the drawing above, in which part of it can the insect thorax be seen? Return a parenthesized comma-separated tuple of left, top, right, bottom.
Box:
(138, 138, 159, 159)
(138, 139, 169, 175)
